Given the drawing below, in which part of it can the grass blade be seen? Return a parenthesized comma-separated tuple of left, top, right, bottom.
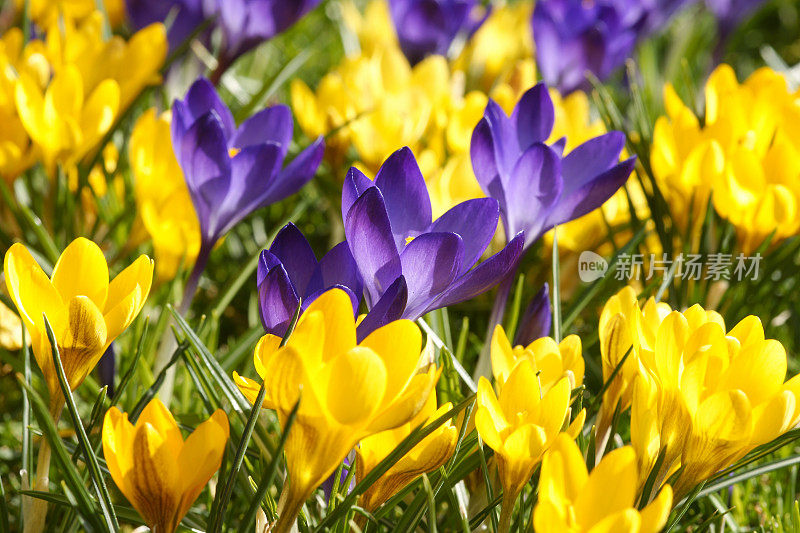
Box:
(43, 314, 118, 531)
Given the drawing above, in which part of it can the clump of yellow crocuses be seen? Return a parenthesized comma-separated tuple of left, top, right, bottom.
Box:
(102, 399, 229, 533)
(234, 288, 440, 532)
(534, 434, 673, 533)
(652, 64, 800, 252)
(4, 10, 165, 178)
(598, 286, 800, 499)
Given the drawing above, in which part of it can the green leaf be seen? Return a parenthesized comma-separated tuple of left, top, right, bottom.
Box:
(15, 377, 101, 530)
(43, 314, 118, 531)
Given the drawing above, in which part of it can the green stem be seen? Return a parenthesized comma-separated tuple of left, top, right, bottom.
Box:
(497, 491, 517, 533)
(23, 401, 62, 533)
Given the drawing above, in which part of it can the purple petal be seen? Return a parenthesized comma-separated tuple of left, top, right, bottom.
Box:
(513, 83, 555, 150)
(342, 166, 376, 220)
(547, 156, 635, 227)
(178, 111, 232, 241)
(429, 198, 499, 275)
(561, 132, 627, 189)
(182, 78, 236, 140)
(357, 276, 408, 342)
(232, 104, 293, 152)
(310, 241, 364, 303)
(505, 143, 563, 247)
(431, 232, 525, 310)
(218, 142, 284, 237)
(344, 187, 403, 307)
(270, 223, 318, 295)
(257, 250, 301, 336)
(513, 283, 551, 346)
(374, 147, 433, 247)
(400, 232, 464, 319)
(470, 118, 500, 193)
(262, 136, 324, 205)
(483, 100, 518, 181)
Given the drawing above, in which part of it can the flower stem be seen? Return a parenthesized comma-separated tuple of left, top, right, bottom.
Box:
(274, 484, 308, 533)
(23, 401, 63, 533)
(153, 244, 211, 404)
(497, 491, 517, 533)
(473, 266, 518, 380)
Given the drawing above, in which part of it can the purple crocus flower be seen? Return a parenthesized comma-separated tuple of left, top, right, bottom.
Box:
(172, 78, 324, 259)
(533, 0, 638, 95)
(257, 223, 363, 337)
(388, 0, 490, 65)
(207, 0, 322, 71)
(126, 0, 206, 50)
(470, 83, 635, 250)
(342, 147, 525, 330)
(514, 284, 551, 346)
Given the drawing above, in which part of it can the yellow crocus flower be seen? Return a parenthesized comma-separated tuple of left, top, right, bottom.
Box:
(45, 12, 166, 111)
(0, 29, 39, 181)
(595, 287, 672, 445)
(490, 324, 584, 392)
(534, 433, 672, 533)
(475, 360, 573, 529)
(355, 391, 458, 512)
(130, 109, 201, 282)
(454, 2, 534, 92)
(13, 0, 126, 27)
(3, 238, 153, 407)
(14, 64, 120, 174)
(102, 399, 229, 533)
(652, 64, 800, 252)
(233, 289, 439, 533)
(607, 296, 800, 498)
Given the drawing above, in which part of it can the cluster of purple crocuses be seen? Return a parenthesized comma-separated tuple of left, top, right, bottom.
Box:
(126, 0, 322, 75)
(167, 77, 633, 343)
(126, 0, 767, 96)
(532, 0, 768, 94)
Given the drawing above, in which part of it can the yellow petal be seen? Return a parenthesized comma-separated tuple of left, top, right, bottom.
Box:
(58, 295, 108, 391)
(475, 377, 508, 451)
(361, 318, 422, 403)
(136, 398, 183, 457)
(303, 288, 357, 363)
(368, 365, 438, 432)
(538, 433, 587, 506)
(499, 359, 541, 420)
(51, 237, 109, 310)
(639, 485, 673, 533)
(490, 324, 515, 384)
(3, 242, 62, 334)
(574, 446, 638, 530)
(176, 409, 229, 521)
(586, 509, 641, 533)
(102, 407, 135, 500)
(232, 372, 273, 410)
(535, 377, 570, 438)
(128, 421, 179, 532)
(326, 346, 387, 426)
